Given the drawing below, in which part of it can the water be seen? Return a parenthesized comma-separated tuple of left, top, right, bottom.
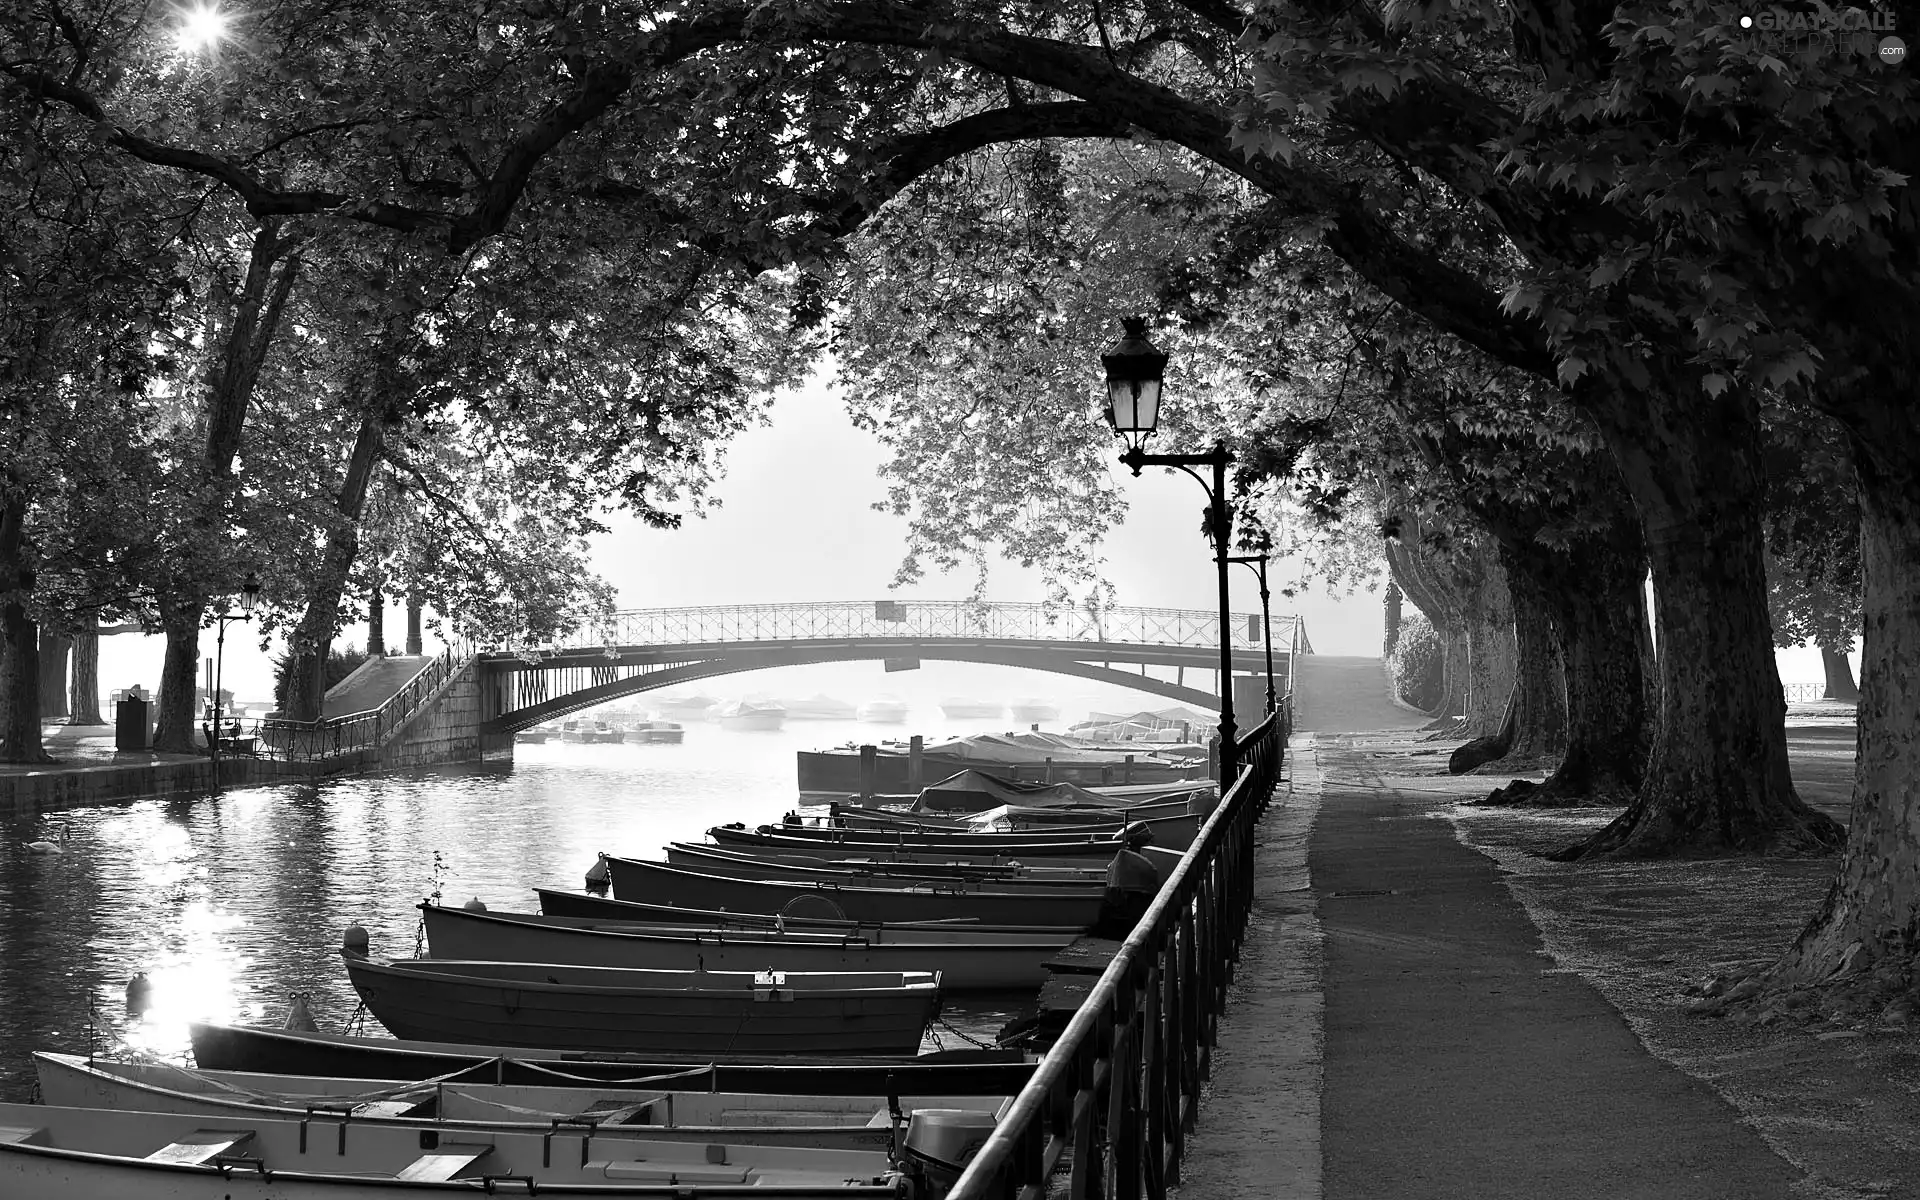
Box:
(0, 714, 1055, 1101)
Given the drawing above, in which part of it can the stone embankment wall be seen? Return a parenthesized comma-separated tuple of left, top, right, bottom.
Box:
(375, 659, 513, 770)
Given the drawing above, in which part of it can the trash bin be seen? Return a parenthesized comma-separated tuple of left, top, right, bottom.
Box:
(112, 688, 151, 751)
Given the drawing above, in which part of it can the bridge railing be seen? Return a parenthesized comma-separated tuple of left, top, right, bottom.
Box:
(215, 645, 471, 768)
(517, 601, 1306, 655)
(946, 705, 1289, 1200)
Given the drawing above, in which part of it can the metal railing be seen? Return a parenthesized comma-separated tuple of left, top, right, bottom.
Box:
(946, 705, 1290, 1200)
(215, 645, 471, 769)
(492, 602, 1308, 656)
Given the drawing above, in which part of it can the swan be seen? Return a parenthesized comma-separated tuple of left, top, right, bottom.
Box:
(25, 825, 68, 855)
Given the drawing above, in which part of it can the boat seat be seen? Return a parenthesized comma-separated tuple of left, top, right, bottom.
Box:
(396, 1143, 495, 1181)
(0, 1124, 47, 1146)
(577, 1099, 662, 1125)
(145, 1129, 256, 1166)
(592, 1160, 752, 1184)
(353, 1099, 428, 1119)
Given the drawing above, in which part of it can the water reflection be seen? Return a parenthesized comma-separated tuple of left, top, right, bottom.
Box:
(0, 718, 1030, 1099)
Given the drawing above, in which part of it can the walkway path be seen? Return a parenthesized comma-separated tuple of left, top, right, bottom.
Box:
(1173, 657, 1809, 1200)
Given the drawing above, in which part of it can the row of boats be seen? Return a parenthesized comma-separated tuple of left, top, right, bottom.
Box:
(651, 696, 1066, 727)
(517, 718, 687, 745)
(3, 773, 1205, 1197)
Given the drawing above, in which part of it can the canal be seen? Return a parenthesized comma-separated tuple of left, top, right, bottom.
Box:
(0, 716, 1035, 1100)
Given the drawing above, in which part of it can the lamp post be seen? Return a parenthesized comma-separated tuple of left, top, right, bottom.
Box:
(1100, 316, 1241, 786)
(208, 572, 261, 788)
(1228, 553, 1278, 715)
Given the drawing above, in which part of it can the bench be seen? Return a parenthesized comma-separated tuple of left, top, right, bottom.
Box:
(144, 1129, 256, 1166)
(396, 1143, 495, 1181)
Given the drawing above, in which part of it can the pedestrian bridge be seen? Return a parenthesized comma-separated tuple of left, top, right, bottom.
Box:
(477, 600, 1310, 734)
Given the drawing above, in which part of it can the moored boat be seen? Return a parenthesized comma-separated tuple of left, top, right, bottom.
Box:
(938, 697, 1004, 720)
(560, 718, 624, 744)
(1007, 699, 1060, 724)
(0, 1099, 907, 1197)
(186, 1021, 1032, 1088)
(33, 1052, 1004, 1152)
(341, 941, 941, 1056)
(533, 887, 1082, 937)
(601, 855, 1107, 927)
(856, 696, 910, 723)
(421, 902, 1073, 989)
(513, 727, 549, 744)
(714, 698, 787, 730)
(658, 844, 1110, 890)
(624, 718, 685, 744)
(780, 693, 858, 720)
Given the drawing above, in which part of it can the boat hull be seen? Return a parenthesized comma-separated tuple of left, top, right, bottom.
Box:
(423, 903, 1069, 989)
(342, 956, 938, 1056)
(0, 1100, 902, 1199)
(797, 749, 1203, 793)
(535, 887, 1083, 936)
(186, 1022, 1032, 1091)
(658, 845, 1108, 891)
(33, 1053, 1000, 1152)
(604, 856, 1105, 928)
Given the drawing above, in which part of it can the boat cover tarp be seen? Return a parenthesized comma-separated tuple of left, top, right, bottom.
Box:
(913, 769, 1135, 814)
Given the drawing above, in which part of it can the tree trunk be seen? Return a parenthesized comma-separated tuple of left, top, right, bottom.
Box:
(1554, 390, 1843, 859)
(68, 626, 104, 724)
(1482, 522, 1651, 808)
(151, 598, 206, 752)
(0, 487, 51, 763)
(1768, 426, 1920, 993)
(405, 592, 424, 655)
(1820, 645, 1860, 703)
(1498, 560, 1568, 762)
(37, 630, 70, 720)
(1459, 544, 1516, 739)
(367, 583, 386, 656)
(282, 412, 387, 721)
(1383, 580, 1403, 657)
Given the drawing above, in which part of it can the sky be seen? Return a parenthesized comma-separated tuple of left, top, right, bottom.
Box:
(90, 365, 1835, 711)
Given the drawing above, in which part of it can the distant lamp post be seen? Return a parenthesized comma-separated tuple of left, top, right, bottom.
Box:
(208, 571, 261, 788)
(1229, 552, 1278, 715)
(1100, 317, 1240, 785)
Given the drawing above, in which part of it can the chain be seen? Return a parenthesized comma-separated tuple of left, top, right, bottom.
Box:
(929, 1016, 996, 1050)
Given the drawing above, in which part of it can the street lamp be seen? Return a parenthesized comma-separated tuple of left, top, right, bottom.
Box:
(1101, 316, 1241, 785)
(208, 571, 261, 787)
(1228, 552, 1278, 716)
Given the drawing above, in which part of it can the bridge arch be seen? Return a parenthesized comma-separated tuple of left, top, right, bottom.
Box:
(474, 601, 1308, 734)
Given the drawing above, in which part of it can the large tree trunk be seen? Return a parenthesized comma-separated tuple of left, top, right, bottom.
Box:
(151, 598, 206, 752)
(0, 486, 52, 763)
(1459, 542, 1516, 739)
(1820, 645, 1860, 703)
(1555, 389, 1843, 859)
(281, 412, 387, 722)
(1498, 559, 1567, 763)
(37, 630, 70, 720)
(68, 626, 104, 724)
(1767, 420, 1920, 995)
(1480, 514, 1651, 808)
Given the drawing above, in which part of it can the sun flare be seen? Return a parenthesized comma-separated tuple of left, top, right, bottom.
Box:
(176, 4, 231, 52)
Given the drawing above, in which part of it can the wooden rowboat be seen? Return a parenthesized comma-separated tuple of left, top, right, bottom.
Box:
(664, 841, 1110, 878)
(0, 1100, 905, 1197)
(33, 1052, 1004, 1152)
(710, 824, 1137, 855)
(655, 844, 1110, 890)
(421, 902, 1073, 990)
(533, 887, 1082, 937)
(185, 1022, 1032, 1092)
(602, 855, 1106, 928)
(341, 949, 942, 1057)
